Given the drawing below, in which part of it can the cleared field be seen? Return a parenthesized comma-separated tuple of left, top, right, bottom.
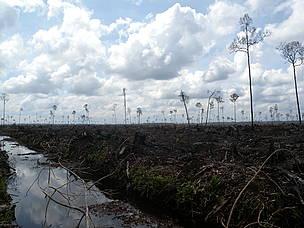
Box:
(2, 123, 304, 227)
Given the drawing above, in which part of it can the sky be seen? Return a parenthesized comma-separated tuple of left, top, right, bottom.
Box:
(0, 0, 303, 124)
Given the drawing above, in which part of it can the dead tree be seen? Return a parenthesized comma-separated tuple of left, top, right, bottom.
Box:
(51, 105, 57, 125)
(179, 90, 190, 126)
(215, 96, 224, 123)
(205, 90, 217, 125)
(230, 14, 269, 128)
(230, 93, 239, 123)
(274, 104, 279, 121)
(72, 110, 76, 124)
(195, 102, 202, 124)
(50, 110, 54, 124)
(123, 88, 127, 124)
(136, 107, 142, 124)
(209, 101, 215, 122)
(278, 41, 304, 124)
(19, 107, 23, 125)
(201, 108, 204, 124)
(83, 104, 89, 124)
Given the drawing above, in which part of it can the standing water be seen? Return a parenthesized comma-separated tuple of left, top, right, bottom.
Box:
(2, 137, 171, 227)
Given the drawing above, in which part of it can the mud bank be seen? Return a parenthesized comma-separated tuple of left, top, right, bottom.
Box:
(2, 124, 304, 227)
(0, 140, 15, 226)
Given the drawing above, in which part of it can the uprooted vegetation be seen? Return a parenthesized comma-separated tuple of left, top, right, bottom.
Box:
(2, 124, 304, 227)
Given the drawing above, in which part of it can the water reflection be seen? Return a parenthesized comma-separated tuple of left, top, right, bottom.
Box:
(3, 137, 126, 228)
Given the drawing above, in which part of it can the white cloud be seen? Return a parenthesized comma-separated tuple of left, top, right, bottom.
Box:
(207, 1, 245, 36)
(108, 3, 214, 80)
(0, 1, 17, 30)
(107, 1, 247, 81)
(0, 0, 303, 122)
(65, 70, 102, 95)
(7, 0, 46, 13)
(4, 2, 106, 96)
(203, 57, 235, 82)
(0, 34, 24, 68)
(266, 0, 304, 43)
(3, 74, 55, 94)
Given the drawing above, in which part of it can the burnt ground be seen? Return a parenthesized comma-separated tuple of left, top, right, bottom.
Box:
(0, 141, 15, 226)
(1, 123, 304, 227)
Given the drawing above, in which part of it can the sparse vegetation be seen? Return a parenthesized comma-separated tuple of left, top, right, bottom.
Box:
(2, 124, 304, 227)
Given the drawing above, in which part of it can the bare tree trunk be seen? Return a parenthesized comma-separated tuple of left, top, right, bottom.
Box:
(123, 88, 127, 125)
(217, 102, 220, 123)
(3, 99, 6, 125)
(246, 27, 254, 128)
(183, 99, 190, 126)
(293, 63, 302, 124)
(234, 102, 236, 123)
(205, 98, 210, 126)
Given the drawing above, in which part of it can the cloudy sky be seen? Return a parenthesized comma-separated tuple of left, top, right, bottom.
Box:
(0, 0, 303, 123)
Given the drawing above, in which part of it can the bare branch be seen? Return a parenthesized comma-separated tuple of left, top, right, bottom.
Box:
(230, 14, 270, 52)
(277, 41, 304, 66)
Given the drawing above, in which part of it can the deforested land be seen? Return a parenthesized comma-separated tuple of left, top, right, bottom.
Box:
(1, 123, 304, 228)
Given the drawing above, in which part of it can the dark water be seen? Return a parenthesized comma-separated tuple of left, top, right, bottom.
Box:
(2, 137, 156, 228)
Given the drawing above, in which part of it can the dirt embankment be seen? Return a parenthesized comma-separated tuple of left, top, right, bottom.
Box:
(2, 124, 304, 227)
(0, 141, 15, 226)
